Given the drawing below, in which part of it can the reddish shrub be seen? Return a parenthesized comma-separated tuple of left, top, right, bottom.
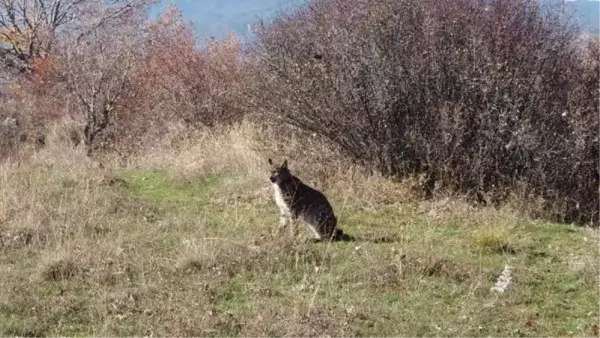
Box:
(115, 6, 248, 153)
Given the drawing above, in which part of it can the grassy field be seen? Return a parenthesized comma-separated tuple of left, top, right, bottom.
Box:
(0, 123, 598, 337)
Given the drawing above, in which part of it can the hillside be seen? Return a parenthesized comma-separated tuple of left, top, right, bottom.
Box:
(157, 0, 600, 39)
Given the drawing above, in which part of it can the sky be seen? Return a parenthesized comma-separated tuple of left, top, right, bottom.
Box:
(152, 0, 599, 39)
(152, 0, 304, 40)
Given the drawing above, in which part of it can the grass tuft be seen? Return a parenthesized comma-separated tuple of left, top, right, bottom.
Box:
(39, 256, 80, 281)
(470, 227, 517, 254)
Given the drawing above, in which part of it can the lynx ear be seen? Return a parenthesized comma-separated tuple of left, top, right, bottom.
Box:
(268, 158, 273, 166)
(282, 159, 288, 169)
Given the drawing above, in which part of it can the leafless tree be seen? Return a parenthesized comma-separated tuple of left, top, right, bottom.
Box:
(0, 0, 154, 79)
(48, 0, 153, 152)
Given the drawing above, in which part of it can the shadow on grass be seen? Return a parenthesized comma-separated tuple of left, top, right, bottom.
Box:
(321, 230, 399, 243)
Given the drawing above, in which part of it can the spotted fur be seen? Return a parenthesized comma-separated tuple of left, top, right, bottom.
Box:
(268, 158, 342, 241)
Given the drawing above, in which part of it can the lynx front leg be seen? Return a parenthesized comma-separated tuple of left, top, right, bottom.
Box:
(277, 213, 294, 237)
(303, 221, 322, 241)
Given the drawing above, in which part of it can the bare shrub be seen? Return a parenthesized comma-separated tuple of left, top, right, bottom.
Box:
(0, 0, 156, 79)
(0, 0, 157, 156)
(51, 4, 154, 153)
(1, 3, 250, 157)
(249, 0, 599, 225)
(0, 59, 69, 159)
(115, 6, 248, 154)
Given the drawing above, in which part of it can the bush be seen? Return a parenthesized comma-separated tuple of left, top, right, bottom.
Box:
(115, 7, 249, 154)
(249, 0, 599, 225)
(0, 5, 249, 156)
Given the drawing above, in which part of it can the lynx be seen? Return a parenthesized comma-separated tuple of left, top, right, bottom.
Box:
(268, 158, 344, 241)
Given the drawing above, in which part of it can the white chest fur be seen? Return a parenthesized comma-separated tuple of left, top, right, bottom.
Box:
(272, 183, 291, 215)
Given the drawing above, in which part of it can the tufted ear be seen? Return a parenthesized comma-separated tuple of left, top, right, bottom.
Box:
(268, 158, 273, 166)
(282, 159, 288, 169)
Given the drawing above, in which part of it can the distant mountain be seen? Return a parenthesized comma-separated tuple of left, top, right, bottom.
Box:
(155, 0, 599, 40)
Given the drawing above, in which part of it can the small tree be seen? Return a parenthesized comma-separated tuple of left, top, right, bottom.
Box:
(50, 1, 152, 152)
(0, 0, 154, 79)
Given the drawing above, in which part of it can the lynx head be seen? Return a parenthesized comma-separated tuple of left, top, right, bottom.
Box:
(268, 158, 291, 184)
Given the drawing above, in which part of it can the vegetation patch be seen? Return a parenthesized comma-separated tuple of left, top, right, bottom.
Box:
(470, 227, 518, 254)
(0, 0, 597, 335)
(0, 151, 597, 336)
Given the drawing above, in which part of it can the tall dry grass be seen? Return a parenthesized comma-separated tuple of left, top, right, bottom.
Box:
(124, 119, 418, 208)
(0, 119, 405, 336)
(0, 118, 409, 250)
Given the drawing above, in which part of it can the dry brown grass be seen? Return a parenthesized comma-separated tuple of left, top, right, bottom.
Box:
(125, 120, 418, 212)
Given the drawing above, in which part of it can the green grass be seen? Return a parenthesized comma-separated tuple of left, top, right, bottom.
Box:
(0, 167, 597, 337)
